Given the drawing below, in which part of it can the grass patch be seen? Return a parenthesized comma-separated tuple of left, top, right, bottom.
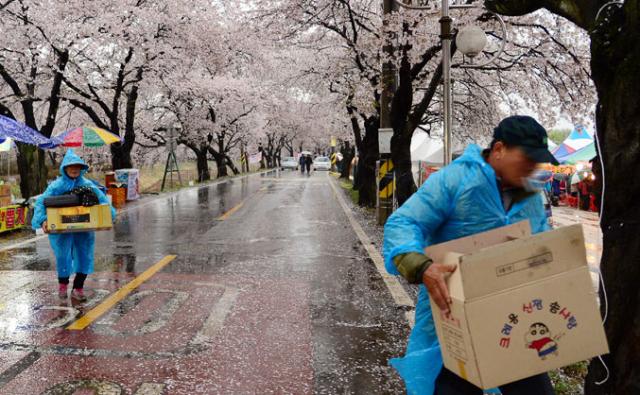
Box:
(337, 177, 359, 205)
(549, 361, 589, 394)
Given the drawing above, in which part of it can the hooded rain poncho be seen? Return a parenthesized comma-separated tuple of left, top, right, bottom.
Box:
(32, 149, 116, 278)
(383, 144, 550, 394)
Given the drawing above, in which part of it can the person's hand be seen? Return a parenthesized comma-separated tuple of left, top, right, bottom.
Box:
(422, 263, 457, 314)
(42, 221, 49, 234)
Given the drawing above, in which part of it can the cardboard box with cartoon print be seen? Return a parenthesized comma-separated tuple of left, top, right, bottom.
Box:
(425, 221, 609, 389)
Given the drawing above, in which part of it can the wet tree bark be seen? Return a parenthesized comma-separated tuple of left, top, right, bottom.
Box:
(389, 32, 444, 205)
(1, 48, 69, 198)
(484, 1, 640, 393)
(340, 141, 355, 180)
(225, 155, 240, 175)
(354, 116, 379, 207)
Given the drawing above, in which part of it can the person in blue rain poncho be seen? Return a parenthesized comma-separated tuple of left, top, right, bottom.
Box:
(31, 149, 116, 301)
(383, 116, 560, 395)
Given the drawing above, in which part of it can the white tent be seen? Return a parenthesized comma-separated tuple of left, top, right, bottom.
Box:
(411, 131, 444, 166)
(411, 130, 444, 185)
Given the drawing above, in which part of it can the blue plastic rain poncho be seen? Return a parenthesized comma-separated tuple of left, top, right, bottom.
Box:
(383, 144, 550, 395)
(31, 149, 116, 278)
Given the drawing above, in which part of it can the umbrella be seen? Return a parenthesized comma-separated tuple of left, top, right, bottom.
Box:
(569, 171, 590, 184)
(553, 173, 569, 182)
(0, 115, 63, 148)
(54, 126, 123, 147)
(300, 151, 312, 155)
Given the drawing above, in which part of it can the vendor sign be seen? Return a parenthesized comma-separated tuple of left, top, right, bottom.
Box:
(115, 169, 140, 201)
(0, 205, 29, 233)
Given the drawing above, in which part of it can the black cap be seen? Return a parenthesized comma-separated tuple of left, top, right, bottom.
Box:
(493, 116, 559, 165)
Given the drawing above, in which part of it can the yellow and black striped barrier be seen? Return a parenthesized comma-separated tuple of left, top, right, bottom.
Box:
(331, 153, 337, 165)
(241, 153, 247, 165)
(379, 159, 394, 199)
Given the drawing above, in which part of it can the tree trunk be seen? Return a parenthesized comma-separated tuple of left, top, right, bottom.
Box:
(214, 154, 227, 178)
(584, 4, 640, 393)
(259, 146, 266, 169)
(390, 127, 416, 206)
(354, 116, 379, 207)
(110, 144, 133, 170)
(340, 142, 355, 180)
(110, 83, 138, 171)
(15, 143, 47, 200)
(225, 155, 240, 175)
(196, 149, 210, 182)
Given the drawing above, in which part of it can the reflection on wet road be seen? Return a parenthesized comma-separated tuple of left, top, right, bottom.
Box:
(0, 170, 410, 394)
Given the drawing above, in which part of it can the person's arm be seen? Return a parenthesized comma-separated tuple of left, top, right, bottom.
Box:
(31, 182, 58, 230)
(383, 168, 464, 312)
(393, 252, 433, 284)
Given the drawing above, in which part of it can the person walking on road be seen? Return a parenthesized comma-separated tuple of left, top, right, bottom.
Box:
(305, 155, 313, 173)
(299, 154, 306, 173)
(31, 150, 116, 301)
(383, 116, 559, 395)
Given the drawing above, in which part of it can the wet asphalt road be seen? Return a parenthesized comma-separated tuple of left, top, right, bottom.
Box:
(0, 170, 410, 394)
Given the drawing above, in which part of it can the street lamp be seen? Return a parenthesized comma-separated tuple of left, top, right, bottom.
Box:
(394, 1, 507, 165)
(456, 26, 487, 59)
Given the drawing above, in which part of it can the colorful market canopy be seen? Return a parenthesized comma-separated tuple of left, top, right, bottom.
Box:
(552, 124, 593, 155)
(561, 142, 597, 163)
(0, 115, 62, 148)
(55, 126, 123, 147)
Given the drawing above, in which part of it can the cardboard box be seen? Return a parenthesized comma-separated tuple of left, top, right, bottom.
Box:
(0, 196, 12, 207)
(425, 221, 608, 389)
(46, 205, 113, 233)
(0, 185, 11, 197)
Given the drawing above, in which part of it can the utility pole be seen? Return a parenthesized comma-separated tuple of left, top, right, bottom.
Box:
(378, 0, 398, 225)
(440, 0, 454, 166)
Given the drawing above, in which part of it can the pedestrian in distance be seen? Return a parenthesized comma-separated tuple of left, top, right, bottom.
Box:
(579, 180, 592, 211)
(299, 154, 306, 173)
(383, 115, 559, 395)
(31, 149, 116, 301)
(305, 154, 313, 173)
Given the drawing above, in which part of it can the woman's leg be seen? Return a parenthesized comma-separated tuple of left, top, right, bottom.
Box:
(72, 273, 88, 290)
(50, 234, 73, 279)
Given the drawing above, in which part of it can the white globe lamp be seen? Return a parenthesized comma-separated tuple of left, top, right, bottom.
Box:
(456, 25, 488, 58)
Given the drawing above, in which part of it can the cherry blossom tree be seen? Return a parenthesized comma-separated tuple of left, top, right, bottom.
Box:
(0, 0, 79, 197)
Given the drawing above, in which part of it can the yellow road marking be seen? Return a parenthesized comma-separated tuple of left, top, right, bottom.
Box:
(67, 255, 178, 330)
(218, 203, 244, 221)
(257, 186, 268, 193)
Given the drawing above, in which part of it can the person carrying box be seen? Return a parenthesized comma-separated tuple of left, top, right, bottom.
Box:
(383, 116, 560, 395)
(31, 149, 116, 301)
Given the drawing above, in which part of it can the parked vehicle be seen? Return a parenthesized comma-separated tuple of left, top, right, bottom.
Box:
(281, 157, 298, 170)
(313, 157, 331, 171)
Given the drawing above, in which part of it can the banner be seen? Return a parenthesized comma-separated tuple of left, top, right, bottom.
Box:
(248, 152, 263, 164)
(0, 205, 29, 233)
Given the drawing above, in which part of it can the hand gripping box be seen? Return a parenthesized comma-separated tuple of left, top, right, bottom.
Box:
(46, 205, 113, 233)
(425, 221, 609, 389)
